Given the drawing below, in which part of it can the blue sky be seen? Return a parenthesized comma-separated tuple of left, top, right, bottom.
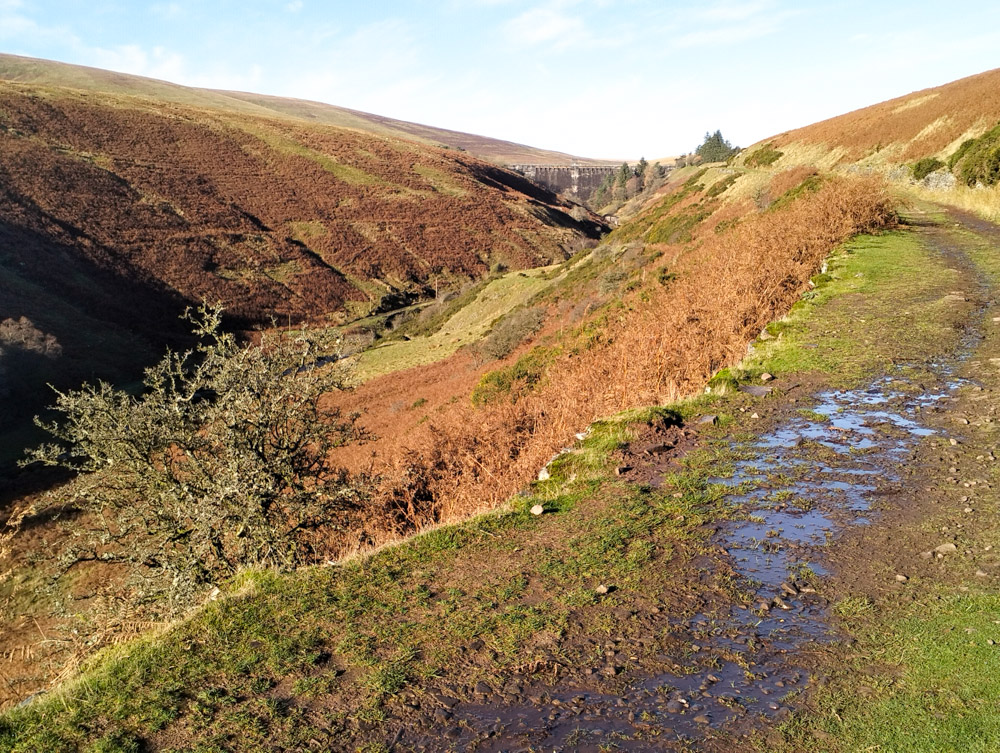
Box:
(2, 1, 999, 159)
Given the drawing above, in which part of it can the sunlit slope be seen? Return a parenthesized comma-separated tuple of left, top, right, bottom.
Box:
(754, 67, 1000, 168)
(0, 53, 607, 165)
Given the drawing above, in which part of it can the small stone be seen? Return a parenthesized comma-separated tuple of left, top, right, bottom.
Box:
(538, 467, 551, 481)
(615, 465, 632, 476)
(693, 714, 711, 724)
(965, 507, 974, 513)
(751, 412, 760, 419)
(950, 438, 959, 446)
(595, 584, 610, 595)
(780, 581, 799, 597)
(976, 570, 989, 577)
(474, 681, 493, 695)
(698, 414, 719, 426)
(530, 504, 545, 516)
(895, 574, 909, 583)
(760, 373, 774, 382)
(934, 543, 958, 554)
(957, 418, 970, 425)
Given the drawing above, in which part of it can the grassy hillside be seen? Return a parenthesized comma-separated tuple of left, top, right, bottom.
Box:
(735, 67, 1000, 221)
(0, 70, 601, 451)
(5, 62, 1000, 753)
(0, 54, 610, 165)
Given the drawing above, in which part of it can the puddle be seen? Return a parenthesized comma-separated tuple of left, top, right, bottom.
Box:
(395, 252, 990, 751)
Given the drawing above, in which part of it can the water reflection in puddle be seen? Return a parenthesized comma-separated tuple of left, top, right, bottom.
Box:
(417, 369, 974, 751)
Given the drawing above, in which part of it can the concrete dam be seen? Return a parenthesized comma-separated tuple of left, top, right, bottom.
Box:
(508, 163, 620, 199)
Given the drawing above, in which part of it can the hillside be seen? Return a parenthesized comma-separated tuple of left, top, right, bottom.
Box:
(0, 66, 603, 450)
(771, 67, 1000, 164)
(0, 54, 610, 165)
(3, 64, 1000, 753)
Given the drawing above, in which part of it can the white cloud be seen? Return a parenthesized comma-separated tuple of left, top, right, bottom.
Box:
(150, 3, 183, 20)
(286, 1, 303, 12)
(503, 6, 587, 47)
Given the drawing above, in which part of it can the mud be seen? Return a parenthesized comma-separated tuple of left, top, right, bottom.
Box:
(384, 216, 993, 752)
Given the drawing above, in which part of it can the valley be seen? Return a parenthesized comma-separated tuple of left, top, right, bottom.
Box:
(0, 53, 999, 753)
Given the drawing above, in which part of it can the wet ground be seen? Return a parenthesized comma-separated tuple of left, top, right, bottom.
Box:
(388, 213, 994, 752)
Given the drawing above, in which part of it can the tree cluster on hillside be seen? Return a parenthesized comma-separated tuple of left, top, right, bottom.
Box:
(18, 305, 367, 601)
(695, 130, 740, 163)
(590, 157, 667, 211)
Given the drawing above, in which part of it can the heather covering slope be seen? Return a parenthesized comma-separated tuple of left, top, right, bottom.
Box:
(0, 72, 598, 447)
(0, 53, 607, 165)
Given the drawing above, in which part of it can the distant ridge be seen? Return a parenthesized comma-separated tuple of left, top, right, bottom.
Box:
(0, 53, 611, 165)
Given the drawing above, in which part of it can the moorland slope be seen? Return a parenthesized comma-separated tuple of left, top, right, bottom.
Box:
(3, 63, 1000, 753)
(0, 53, 609, 165)
(0, 60, 601, 446)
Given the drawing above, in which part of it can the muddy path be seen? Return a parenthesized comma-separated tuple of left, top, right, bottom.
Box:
(387, 208, 998, 752)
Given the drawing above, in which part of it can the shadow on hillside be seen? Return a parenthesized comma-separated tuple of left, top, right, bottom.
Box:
(0, 218, 195, 499)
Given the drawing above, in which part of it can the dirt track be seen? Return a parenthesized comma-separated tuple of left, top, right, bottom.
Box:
(353, 206, 1000, 751)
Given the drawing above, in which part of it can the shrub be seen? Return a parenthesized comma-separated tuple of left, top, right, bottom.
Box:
(745, 143, 784, 168)
(478, 307, 545, 360)
(471, 346, 558, 406)
(911, 157, 945, 181)
(950, 123, 1000, 187)
(22, 305, 366, 596)
(705, 173, 739, 198)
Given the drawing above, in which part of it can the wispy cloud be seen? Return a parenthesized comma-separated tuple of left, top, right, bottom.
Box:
(503, 5, 588, 48)
(286, 1, 303, 12)
(673, 5, 798, 49)
(150, 3, 183, 20)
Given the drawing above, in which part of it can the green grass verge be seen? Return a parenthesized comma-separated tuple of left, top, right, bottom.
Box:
(741, 221, 966, 386)
(777, 592, 1000, 753)
(0, 401, 737, 752)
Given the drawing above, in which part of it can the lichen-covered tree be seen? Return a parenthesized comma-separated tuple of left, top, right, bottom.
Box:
(22, 305, 368, 600)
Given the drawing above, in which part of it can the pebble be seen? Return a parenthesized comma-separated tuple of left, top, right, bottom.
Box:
(965, 507, 974, 513)
(977, 570, 989, 577)
(751, 412, 760, 419)
(595, 584, 610, 595)
(934, 543, 958, 554)
(760, 373, 774, 382)
(693, 714, 711, 724)
(895, 574, 909, 583)
(530, 504, 544, 516)
(950, 438, 960, 446)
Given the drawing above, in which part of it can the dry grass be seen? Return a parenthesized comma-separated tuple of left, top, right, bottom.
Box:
(771, 68, 1000, 162)
(337, 175, 896, 552)
(908, 184, 1000, 223)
